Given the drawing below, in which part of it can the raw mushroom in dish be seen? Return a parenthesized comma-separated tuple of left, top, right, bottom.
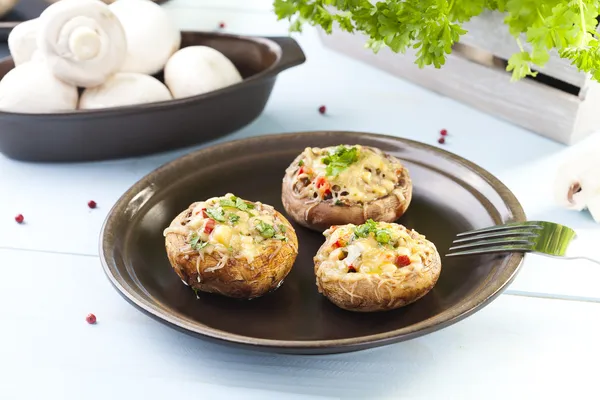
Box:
(0, 60, 78, 113)
(164, 46, 243, 99)
(37, 0, 127, 88)
(79, 72, 172, 109)
(554, 150, 600, 222)
(7, 18, 40, 66)
(109, 0, 181, 75)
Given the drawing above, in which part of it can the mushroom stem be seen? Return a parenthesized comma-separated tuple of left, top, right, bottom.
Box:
(68, 25, 102, 61)
(37, 0, 127, 88)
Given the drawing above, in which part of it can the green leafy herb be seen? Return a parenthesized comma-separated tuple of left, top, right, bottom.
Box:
(278, 224, 287, 233)
(220, 195, 255, 216)
(273, 0, 600, 82)
(229, 214, 240, 224)
(354, 219, 392, 245)
(189, 233, 208, 251)
(321, 146, 359, 176)
(255, 221, 276, 238)
(375, 230, 391, 244)
(273, 234, 288, 241)
(298, 160, 304, 166)
(205, 207, 226, 222)
(335, 199, 344, 206)
(354, 219, 378, 238)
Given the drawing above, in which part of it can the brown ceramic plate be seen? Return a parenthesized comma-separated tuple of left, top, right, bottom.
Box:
(0, 30, 305, 162)
(100, 131, 526, 354)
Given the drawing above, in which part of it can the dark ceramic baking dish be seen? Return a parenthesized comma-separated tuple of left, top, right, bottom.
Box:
(0, 30, 306, 162)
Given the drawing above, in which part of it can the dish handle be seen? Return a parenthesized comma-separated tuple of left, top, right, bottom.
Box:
(266, 36, 307, 76)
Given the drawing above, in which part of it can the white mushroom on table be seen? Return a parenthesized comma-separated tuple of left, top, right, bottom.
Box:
(0, 0, 244, 113)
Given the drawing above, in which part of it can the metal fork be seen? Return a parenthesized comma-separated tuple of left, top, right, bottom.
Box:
(446, 220, 600, 265)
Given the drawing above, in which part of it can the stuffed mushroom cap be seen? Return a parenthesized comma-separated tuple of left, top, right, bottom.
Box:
(163, 193, 299, 299)
(281, 144, 412, 231)
(314, 220, 441, 312)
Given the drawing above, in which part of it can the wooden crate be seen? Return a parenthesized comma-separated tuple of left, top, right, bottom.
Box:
(317, 10, 600, 145)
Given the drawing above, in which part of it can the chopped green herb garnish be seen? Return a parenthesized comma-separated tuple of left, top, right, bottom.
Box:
(273, 234, 287, 241)
(322, 146, 359, 176)
(220, 195, 255, 215)
(298, 160, 304, 166)
(278, 224, 287, 233)
(354, 219, 392, 245)
(354, 219, 378, 238)
(219, 198, 237, 208)
(334, 200, 343, 206)
(375, 230, 391, 244)
(229, 214, 240, 224)
(205, 207, 226, 222)
(255, 221, 276, 239)
(189, 233, 208, 251)
(236, 197, 255, 210)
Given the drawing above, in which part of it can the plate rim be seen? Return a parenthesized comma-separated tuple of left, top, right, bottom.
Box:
(99, 130, 526, 353)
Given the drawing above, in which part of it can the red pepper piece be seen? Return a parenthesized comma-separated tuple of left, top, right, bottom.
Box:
(201, 208, 208, 218)
(298, 166, 305, 175)
(332, 239, 345, 249)
(395, 255, 411, 267)
(204, 219, 216, 234)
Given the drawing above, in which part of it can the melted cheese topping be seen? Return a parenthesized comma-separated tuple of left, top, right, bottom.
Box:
(314, 221, 434, 276)
(288, 145, 405, 204)
(163, 193, 291, 266)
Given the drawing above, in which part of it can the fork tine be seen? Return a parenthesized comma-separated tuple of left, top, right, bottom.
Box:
(452, 231, 537, 244)
(446, 245, 532, 257)
(449, 237, 535, 251)
(455, 222, 542, 237)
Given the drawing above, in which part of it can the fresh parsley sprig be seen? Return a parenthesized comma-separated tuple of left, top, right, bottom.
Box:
(220, 195, 255, 216)
(274, 0, 600, 82)
(353, 219, 393, 245)
(189, 233, 208, 250)
(321, 145, 359, 176)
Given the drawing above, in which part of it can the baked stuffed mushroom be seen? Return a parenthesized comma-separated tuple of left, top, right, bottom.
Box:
(314, 220, 441, 312)
(163, 193, 299, 299)
(281, 144, 412, 231)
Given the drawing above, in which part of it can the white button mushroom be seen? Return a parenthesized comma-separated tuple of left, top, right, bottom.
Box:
(7, 18, 40, 67)
(109, 0, 181, 75)
(164, 46, 243, 99)
(79, 72, 172, 109)
(37, 0, 127, 88)
(0, 60, 78, 113)
(554, 152, 600, 222)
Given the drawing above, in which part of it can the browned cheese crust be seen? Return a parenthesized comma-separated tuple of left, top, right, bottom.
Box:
(281, 145, 413, 232)
(165, 204, 299, 300)
(313, 223, 441, 312)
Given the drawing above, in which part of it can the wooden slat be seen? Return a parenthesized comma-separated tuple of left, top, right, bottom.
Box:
(460, 10, 587, 88)
(318, 28, 580, 144)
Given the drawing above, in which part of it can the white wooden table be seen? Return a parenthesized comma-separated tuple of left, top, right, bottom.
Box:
(1, 1, 600, 399)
